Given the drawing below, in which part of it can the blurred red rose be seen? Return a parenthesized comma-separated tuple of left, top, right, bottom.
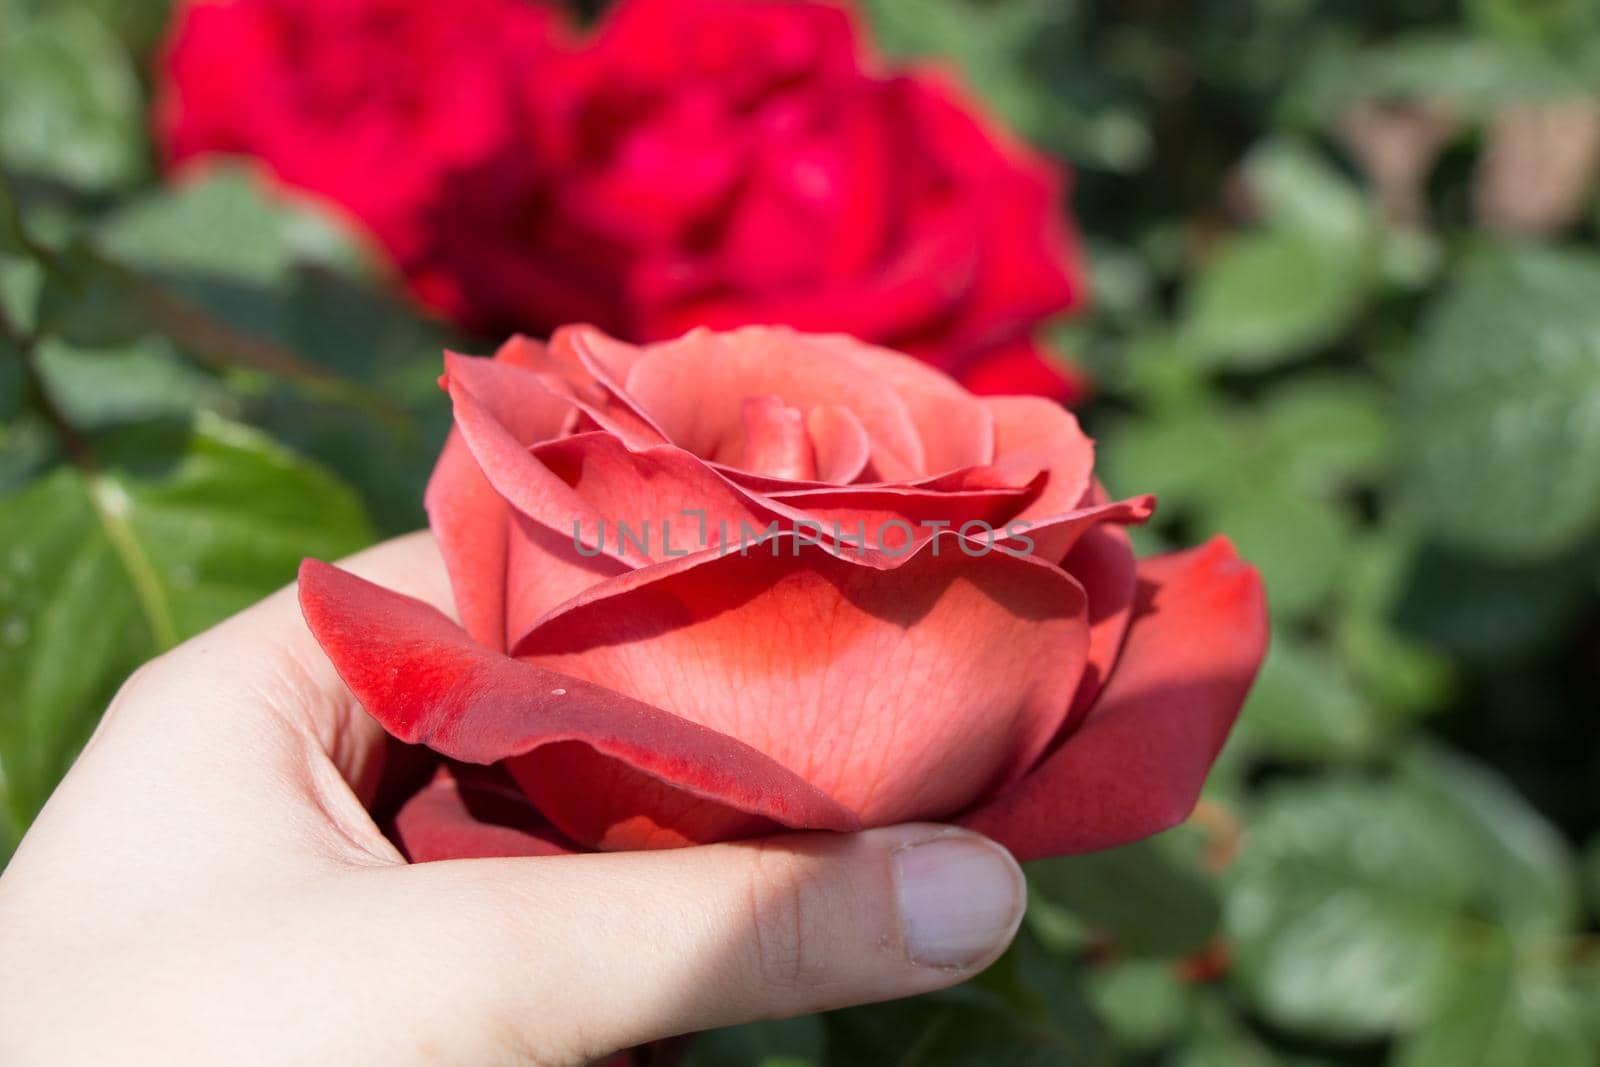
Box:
(156, 0, 559, 265)
(156, 0, 1092, 400)
(300, 326, 1267, 861)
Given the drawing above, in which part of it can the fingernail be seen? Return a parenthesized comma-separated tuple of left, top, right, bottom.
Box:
(893, 833, 1025, 969)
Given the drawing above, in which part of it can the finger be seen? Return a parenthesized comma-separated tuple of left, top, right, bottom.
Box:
(370, 824, 1026, 1063)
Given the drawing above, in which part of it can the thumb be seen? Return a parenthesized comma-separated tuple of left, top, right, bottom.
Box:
(371, 824, 1026, 1064)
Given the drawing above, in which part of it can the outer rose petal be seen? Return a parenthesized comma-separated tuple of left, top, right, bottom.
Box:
(425, 430, 511, 651)
(960, 536, 1267, 860)
(996, 494, 1155, 565)
(515, 534, 1090, 826)
(298, 559, 861, 851)
(425, 336, 563, 651)
(1061, 518, 1138, 724)
(509, 743, 794, 850)
(391, 766, 576, 860)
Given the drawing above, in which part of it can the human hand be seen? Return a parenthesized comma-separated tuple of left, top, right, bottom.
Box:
(0, 533, 1026, 1066)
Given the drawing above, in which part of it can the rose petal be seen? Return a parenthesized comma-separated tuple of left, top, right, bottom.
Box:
(425, 430, 512, 651)
(1061, 518, 1137, 724)
(622, 326, 928, 479)
(391, 766, 577, 861)
(443, 357, 613, 546)
(986, 395, 1097, 561)
(514, 533, 1090, 826)
(505, 510, 629, 651)
(543, 327, 670, 449)
(960, 536, 1268, 860)
(298, 559, 862, 851)
(762, 478, 1044, 560)
(996, 494, 1154, 564)
(508, 743, 791, 850)
(827, 338, 996, 473)
(426, 337, 568, 651)
(806, 403, 870, 483)
(717, 395, 818, 481)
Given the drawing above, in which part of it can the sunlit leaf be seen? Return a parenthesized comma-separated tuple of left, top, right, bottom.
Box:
(0, 415, 371, 830)
(1395, 931, 1596, 1067)
(0, 8, 146, 190)
(1403, 243, 1600, 559)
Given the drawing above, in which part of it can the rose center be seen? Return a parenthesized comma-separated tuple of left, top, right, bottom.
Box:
(714, 395, 818, 481)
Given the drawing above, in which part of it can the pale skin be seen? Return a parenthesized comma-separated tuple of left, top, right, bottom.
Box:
(0, 532, 1027, 1066)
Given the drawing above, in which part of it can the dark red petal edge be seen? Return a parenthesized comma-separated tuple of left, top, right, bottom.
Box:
(960, 536, 1268, 860)
(298, 559, 861, 836)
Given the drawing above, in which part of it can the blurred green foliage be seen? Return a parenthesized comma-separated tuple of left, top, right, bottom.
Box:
(3, 0, 1600, 1063)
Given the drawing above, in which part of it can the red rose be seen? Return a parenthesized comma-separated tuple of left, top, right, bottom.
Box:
(156, 0, 1091, 400)
(299, 326, 1267, 861)
(155, 0, 559, 264)
(436, 0, 1091, 399)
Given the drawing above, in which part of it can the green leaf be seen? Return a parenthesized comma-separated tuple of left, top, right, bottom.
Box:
(1400, 745, 1579, 937)
(1335, 612, 1453, 719)
(34, 241, 154, 347)
(1226, 776, 1485, 1037)
(1256, 377, 1393, 493)
(0, 330, 58, 494)
(53, 0, 175, 57)
(0, 415, 372, 829)
(1231, 754, 1580, 1041)
(1101, 388, 1363, 619)
(1244, 141, 1373, 249)
(0, 170, 32, 256)
(1403, 243, 1600, 560)
(0, 8, 146, 191)
(1395, 932, 1596, 1067)
(1178, 141, 1377, 371)
(1100, 401, 1241, 508)
(1236, 631, 1384, 762)
(1396, 542, 1594, 659)
(34, 334, 226, 429)
(683, 1017, 824, 1067)
(83, 166, 453, 531)
(1182, 229, 1368, 370)
(1288, 33, 1600, 121)
(0, 255, 45, 334)
(1087, 960, 1194, 1052)
(1026, 831, 1221, 958)
(1202, 484, 1349, 619)
(96, 165, 369, 286)
(1175, 997, 1308, 1067)
(824, 982, 1108, 1067)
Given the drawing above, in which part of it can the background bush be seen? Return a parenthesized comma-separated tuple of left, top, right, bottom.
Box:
(3, 0, 1599, 1063)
